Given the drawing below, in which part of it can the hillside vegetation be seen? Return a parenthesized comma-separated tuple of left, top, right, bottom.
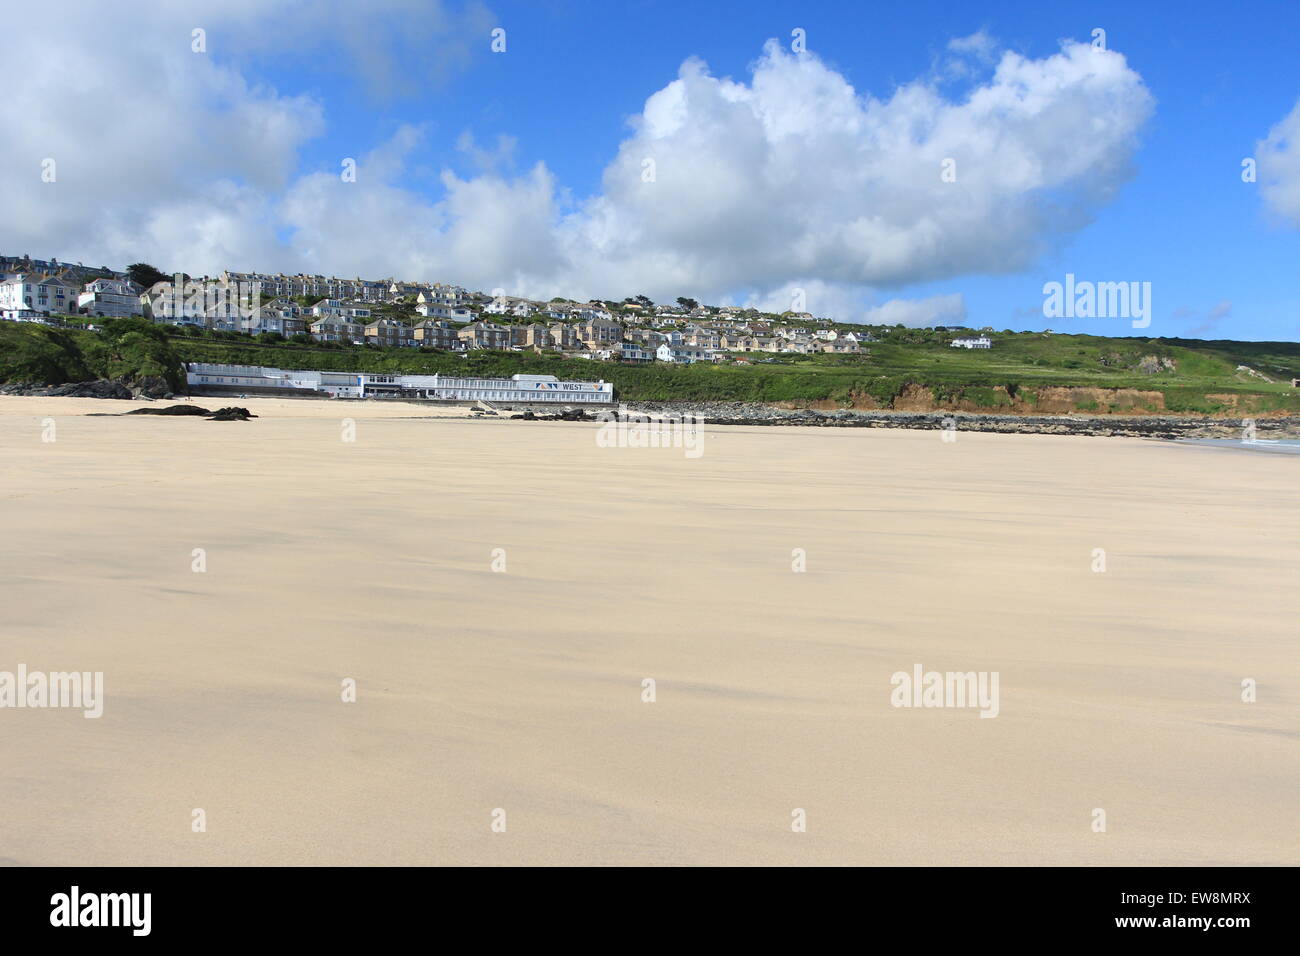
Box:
(0, 319, 184, 390)
(169, 329, 1300, 414)
(3, 321, 1298, 414)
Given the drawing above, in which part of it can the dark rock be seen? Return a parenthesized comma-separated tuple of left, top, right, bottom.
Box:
(620, 401, 1300, 440)
(132, 376, 173, 400)
(508, 407, 594, 422)
(42, 380, 134, 399)
(206, 407, 257, 421)
(126, 404, 211, 416)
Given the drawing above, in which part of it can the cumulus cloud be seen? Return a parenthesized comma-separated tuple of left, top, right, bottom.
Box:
(1257, 98, 1300, 226)
(3, 9, 1154, 324)
(859, 294, 968, 327)
(0, 2, 325, 272)
(274, 36, 1154, 319)
(553, 39, 1152, 302)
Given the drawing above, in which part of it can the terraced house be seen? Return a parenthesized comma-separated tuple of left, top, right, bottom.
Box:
(365, 318, 415, 348)
(0, 273, 77, 317)
(416, 289, 471, 320)
(575, 315, 623, 347)
(412, 319, 460, 349)
(458, 320, 510, 350)
(548, 322, 580, 349)
(141, 279, 252, 329)
(511, 322, 551, 349)
(308, 298, 372, 321)
(310, 317, 364, 343)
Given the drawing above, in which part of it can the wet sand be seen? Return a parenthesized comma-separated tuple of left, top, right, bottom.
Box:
(0, 395, 1295, 865)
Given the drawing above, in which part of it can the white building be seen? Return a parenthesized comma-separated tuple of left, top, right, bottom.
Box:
(950, 336, 992, 349)
(0, 274, 77, 316)
(416, 300, 471, 321)
(0, 308, 48, 322)
(656, 343, 714, 364)
(78, 278, 142, 317)
(484, 295, 540, 318)
(185, 364, 613, 404)
(142, 280, 257, 328)
(308, 298, 372, 321)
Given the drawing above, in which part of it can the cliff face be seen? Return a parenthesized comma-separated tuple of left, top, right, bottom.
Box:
(801, 384, 1290, 417)
(885, 384, 1167, 415)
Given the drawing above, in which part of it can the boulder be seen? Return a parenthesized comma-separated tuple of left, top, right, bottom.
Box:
(206, 407, 257, 421)
(132, 376, 173, 399)
(126, 404, 211, 416)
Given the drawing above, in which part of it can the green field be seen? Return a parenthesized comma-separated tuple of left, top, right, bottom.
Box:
(4, 320, 1299, 414)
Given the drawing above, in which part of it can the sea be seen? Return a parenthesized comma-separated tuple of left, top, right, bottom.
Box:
(1176, 438, 1300, 455)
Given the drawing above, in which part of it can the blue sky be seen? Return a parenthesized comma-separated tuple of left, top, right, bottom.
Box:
(8, 0, 1300, 339)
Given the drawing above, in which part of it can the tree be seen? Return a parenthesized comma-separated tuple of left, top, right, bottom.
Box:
(634, 295, 654, 308)
(85, 317, 185, 388)
(126, 263, 169, 290)
(676, 297, 699, 311)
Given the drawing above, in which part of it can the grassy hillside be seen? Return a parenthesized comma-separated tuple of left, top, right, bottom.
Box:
(167, 330, 1300, 413)
(3, 321, 1298, 414)
(0, 319, 184, 390)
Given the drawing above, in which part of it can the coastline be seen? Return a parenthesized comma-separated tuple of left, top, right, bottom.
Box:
(4, 389, 1299, 440)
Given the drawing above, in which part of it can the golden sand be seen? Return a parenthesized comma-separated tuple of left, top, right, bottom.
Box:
(0, 395, 1295, 865)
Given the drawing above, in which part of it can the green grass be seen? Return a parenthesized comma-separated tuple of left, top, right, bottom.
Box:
(4, 320, 1299, 413)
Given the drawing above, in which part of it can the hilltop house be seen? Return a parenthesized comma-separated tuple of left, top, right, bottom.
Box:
(951, 336, 992, 349)
(412, 319, 459, 349)
(458, 320, 510, 350)
(575, 315, 623, 347)
(415, 290, 471, 320)
(509, 322, 552, 350)
(310, 317, 364, 344)
(0, 274, 77, 317)
(547, 322, 580, 350)
(365, 318, 415, 348)
(77, 277, 142, 317)
(656, 343, 713, 364)
(309, 298, 372, 321)
(617, 342, 654, 364)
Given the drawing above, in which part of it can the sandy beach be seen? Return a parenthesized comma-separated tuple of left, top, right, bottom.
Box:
(0, 394, 1295, 866)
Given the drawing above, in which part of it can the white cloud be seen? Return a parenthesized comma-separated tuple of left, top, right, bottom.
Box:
(859, 294, 968, 327)
(1257, 98, 1300, 226)
(274, 36, 1154, 318)
(0, 1, 328, 273)
(546, 39, 1152, 299)
(3, 11, 1153, 322)
(947, 31, 998, 60)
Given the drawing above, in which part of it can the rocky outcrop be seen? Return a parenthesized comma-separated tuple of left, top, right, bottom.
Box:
(622, 401, 1300, 440)
(510, 408, 595, 422)
(206, 407, 257, 421)
(0, 379, 133, 399)
(126, 404, 211, 416)
(131, 376, 174, 400)
(124, 404, 256, 420)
